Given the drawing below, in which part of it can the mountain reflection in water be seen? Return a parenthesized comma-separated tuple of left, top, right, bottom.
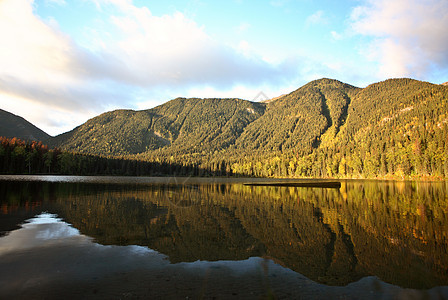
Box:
(0, 177, 448, 298)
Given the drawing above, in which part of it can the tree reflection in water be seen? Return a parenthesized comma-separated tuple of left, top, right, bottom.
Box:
(1, 178, 447, 289)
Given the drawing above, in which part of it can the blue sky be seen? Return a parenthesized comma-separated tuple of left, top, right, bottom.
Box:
(1, 0, 447, 135)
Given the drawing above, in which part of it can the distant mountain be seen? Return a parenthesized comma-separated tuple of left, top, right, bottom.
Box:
(48, 77, 448, 178)
(51, 98, 265, 156)
(0, 109, 51, 141)
(50, 78, 359, 156)
(233, 79, 358, 153)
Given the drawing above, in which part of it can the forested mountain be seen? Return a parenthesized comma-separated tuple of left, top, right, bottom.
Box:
(288, 78, 448, 178)
(0, 109, 51, 141)
(233, 79, 358, 154)
(3, 78, 448, 178)
(50, 78, 359, 157)
(51, 98, 265, 156)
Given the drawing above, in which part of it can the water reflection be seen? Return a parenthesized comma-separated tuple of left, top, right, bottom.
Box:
(0, 177, 447, 292)
(0, 213, 80, 254)
(1, 212, 447, 299)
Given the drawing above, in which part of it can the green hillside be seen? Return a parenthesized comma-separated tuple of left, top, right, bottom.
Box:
(0, 109, 51, 141)
(51, 98, 265, 156)
(47, 78, 448, 178)
(307, 78, 448, 178)
(51, 78, 358, 156)
(234, 78, 358, 154)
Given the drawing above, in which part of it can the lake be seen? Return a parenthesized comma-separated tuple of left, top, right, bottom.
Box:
(1, 175, 447, 299)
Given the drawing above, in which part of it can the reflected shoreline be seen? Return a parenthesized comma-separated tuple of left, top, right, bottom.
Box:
(1, 213, 447, 299)
(1, 176, 448, 298)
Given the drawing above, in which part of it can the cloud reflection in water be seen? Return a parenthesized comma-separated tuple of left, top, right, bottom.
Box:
(0, 212, 447, 299)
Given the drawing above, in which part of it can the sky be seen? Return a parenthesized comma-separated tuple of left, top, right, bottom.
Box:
(0, 0, 447, 136)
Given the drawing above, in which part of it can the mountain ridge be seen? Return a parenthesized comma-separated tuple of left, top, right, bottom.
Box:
(2, 77, 447, 178)
(47, 78, 448, 161)
(51, 97, 265, 156)
(49, 78, 361, 156)
(0, 109, 51, 142)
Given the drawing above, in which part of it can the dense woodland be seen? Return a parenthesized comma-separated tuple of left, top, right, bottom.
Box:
(225, 79, 448, 178)
(0, 137, 219, 176)
(1, 78, 448, 179)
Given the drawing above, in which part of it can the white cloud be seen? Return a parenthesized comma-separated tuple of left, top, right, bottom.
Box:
(235, 22, 251, 34)
(331, 31, 343, 41)
(350, 0, 448, 79)
(0, 0, 297, 135)
(306, 10, 328, 26)
(0, 0, 73, 87)
(45, 0, 66, 5)
(0, 0, 102, 134)
(0, 93, 89, 135)
(235, 40, 253, 58)
(1, 0, 377, 136)
(90, 2, 287, 88)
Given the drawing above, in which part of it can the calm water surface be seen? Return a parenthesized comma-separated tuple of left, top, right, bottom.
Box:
(1, 175, 447, 299)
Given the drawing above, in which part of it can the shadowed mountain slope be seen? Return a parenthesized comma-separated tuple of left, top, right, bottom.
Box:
(0, 109, 51, 141)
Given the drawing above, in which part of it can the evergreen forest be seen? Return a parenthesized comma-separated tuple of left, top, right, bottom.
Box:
(1, 78, 448, 179)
